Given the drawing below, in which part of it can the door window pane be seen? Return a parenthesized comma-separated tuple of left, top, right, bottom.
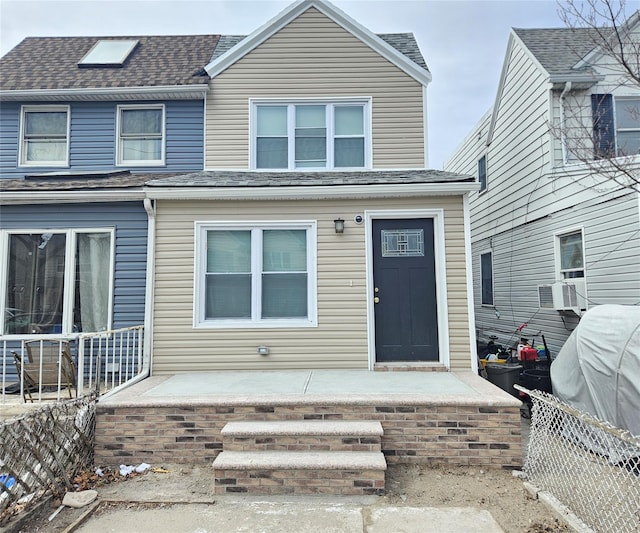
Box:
(74, 233, 111, 332)
(5, 234, 66, 335)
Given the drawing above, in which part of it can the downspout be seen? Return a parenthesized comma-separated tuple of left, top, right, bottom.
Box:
(559, 81, 572, 164)
(99, 197, 155, 399)
(141, 198, 156, 378)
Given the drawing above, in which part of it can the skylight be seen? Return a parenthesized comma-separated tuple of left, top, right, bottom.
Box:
(79, 39, 138, 67)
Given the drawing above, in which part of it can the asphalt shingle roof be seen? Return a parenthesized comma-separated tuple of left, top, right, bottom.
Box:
(513, 27, 607, 76)
(208, 33, 428, 71)
(145, 169, 472, 188)
(0, 35, 220, 91)
(0, 171, 152, 191)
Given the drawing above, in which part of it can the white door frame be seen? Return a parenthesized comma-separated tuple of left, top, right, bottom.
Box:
(364, 209, 450, 369)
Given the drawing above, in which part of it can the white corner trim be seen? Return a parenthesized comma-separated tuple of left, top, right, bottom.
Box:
(463, 194, 478, 374)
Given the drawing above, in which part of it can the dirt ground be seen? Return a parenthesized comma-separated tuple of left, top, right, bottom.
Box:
(11, 460, 570, 533)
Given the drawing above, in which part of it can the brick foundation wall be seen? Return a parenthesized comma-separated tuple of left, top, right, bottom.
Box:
(94, 403, 522, 468)
(214, 468, 385, 495)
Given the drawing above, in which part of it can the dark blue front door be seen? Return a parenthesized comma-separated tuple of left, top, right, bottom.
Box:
(372, 218, 438, 362)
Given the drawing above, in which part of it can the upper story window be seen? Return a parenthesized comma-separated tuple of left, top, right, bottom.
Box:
(195, 222, 317, 328)
(2, 230, 113, 336)
(478, 155, 487, 192)
(480, 251, 493, 305)
(557, 230, 585, 279)
(615, 97, 640, 156)
(252, 100, 370, 170)
(592, 95, 640, 158)
(117, 104, 165, 166)
(20, 106, 69, 166)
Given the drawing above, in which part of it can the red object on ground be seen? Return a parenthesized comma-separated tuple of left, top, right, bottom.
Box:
(520, 347, 538, 361)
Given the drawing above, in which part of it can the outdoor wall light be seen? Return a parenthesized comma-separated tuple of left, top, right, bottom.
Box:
(334, 218, 345, 234)
(257, 345, 270, 356)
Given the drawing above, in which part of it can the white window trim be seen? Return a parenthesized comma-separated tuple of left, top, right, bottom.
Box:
(0, 228, 115, 337)
(193, 221, 318, 329)
(479, 249, 494, 306)
(553, 227, 586, 281)
(249, 97, 372, 171)
(116, 104, 166, 166)
(18, 105, 70, 167)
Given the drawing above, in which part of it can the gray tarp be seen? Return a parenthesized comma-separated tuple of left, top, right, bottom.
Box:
(551, 304, 640, 437)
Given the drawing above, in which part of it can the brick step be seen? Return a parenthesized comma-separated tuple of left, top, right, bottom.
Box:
(221, 420, 383, 452)
(213, 450, 386, 495)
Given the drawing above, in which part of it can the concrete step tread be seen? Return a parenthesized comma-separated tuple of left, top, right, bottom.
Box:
(221, 420, 383, 437)
(213, 450, 387, 470)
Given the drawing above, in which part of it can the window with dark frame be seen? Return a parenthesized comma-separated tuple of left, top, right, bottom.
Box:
(478, 155, 487, 192)
(480, 251, 493, 305)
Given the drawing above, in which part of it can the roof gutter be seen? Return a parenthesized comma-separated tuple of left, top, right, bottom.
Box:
(0, 189, 146, 205)
(144, 181, 479, 201)
(0, 84, 208, 102)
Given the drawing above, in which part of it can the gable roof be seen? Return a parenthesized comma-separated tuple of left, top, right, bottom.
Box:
(204, 0, 431, 86)
(513, 27, 605, 79)
(0, 34, 219, 100)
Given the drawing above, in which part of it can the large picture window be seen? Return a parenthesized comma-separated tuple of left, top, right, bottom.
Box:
(253, 100, 369, 170)
(117, 104, 164, 165)
(196, 223, 317, 327)
(20, 106, 69, 166)
(3, 230, 113, 335)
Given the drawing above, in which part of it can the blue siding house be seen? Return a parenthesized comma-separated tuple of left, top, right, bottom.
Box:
(0, 35, 219, 390)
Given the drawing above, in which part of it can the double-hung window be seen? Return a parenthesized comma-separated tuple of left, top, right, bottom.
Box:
(253, 100, 369, 170)
(20, 106, 70, 166)
(557, 230, 585, 279)
(196, 222, 317, 327)
(615, 97, 640, 156)
(117, 104, 165, 165)
(2, 230, 113, 336)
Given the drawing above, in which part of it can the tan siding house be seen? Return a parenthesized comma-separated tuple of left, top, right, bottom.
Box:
(146, 0, 479, 375)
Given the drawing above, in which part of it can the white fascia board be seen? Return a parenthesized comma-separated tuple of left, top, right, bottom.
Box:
(0, 190, 145, 205)
(0, 85, 208, 102)
(204, 0, 431, 87)
(144, 182, 479, 201)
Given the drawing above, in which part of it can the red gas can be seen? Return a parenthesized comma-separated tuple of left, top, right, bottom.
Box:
(520, 347, 538, 361)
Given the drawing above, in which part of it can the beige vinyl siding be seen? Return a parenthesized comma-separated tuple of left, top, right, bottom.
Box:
(151, 196, 471, 374)
(205, 8, 425, 169)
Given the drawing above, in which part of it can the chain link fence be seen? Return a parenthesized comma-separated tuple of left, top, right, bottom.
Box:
(519, 386, 640, 533)
(0, 393, 97, 525)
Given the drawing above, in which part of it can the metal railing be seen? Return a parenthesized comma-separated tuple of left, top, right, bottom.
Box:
(519, 386, 640, 533)
(1, 325, 145, 406)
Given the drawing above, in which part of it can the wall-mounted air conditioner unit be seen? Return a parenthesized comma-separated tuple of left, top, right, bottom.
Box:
(537, 280, 587, 311)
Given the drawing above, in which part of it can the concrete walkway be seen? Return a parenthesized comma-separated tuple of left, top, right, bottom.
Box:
(75, 498, 505, 533)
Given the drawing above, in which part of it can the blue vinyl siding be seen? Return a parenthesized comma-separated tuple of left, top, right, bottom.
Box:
(0, 202, 148, 329)
(0, 100, 204, 179)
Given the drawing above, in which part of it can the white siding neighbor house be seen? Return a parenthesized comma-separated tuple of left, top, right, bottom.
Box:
(445, 15, 640, 357)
